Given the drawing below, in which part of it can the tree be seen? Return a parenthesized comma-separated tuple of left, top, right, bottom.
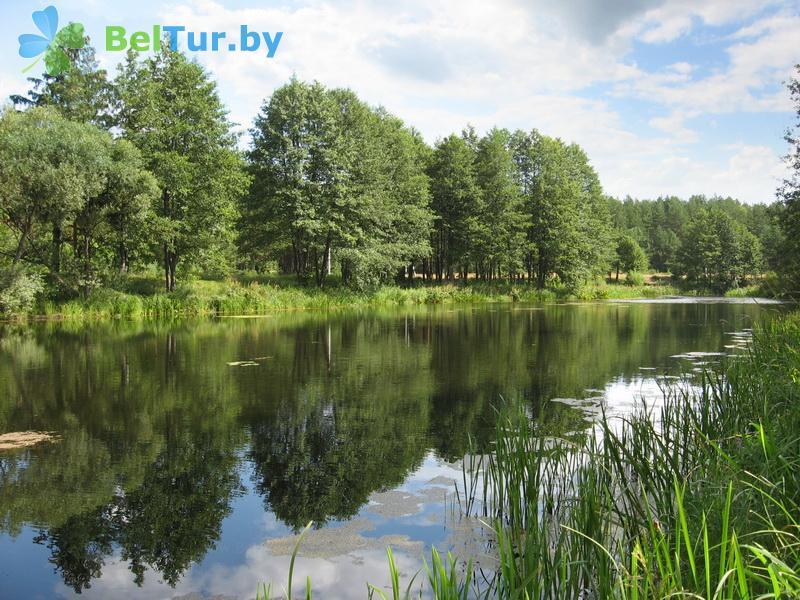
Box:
(339, 107, 432, 288)
(72, 138, 158, 280)
(244, 79, 432, 289)
(245, 79, 355, 285)
(564, 142, 614, 284)
(10, 44, 113, 128)
(674, 209, 762, 291)
(612, 235, 648, 281)
(115, 46, 248, 291)
(427, 134, 479, 280)
(779, 64, 800, 294)
(513, 130, 611, 289)
(0, 108, 92, 268)
(0, 107, 157, 295)
(473, 128, 525, 280)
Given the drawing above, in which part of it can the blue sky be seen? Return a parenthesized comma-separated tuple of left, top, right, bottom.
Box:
(1, 0, 798, 203)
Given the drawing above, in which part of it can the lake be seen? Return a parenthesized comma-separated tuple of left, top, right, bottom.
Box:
(0, 299, 785, 599)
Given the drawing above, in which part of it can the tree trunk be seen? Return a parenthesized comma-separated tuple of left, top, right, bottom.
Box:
(325, 245, 332, 276)
(52, 224, 62, 273)
(119, 243, 128, 274)
(537, 256, 546, 289)
(13, 228, 29, 265)
(164, 244, 170, 292)
(163, 246, 178, 292)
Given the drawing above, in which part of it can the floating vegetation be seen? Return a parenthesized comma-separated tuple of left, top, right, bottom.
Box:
(266, 519, 422, 560)
(0, 431, 58, 451)
(227, 356, 272, 367)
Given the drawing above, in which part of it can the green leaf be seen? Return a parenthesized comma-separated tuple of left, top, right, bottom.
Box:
(44, 46, 70, 76)
(55, 22, 86, 50)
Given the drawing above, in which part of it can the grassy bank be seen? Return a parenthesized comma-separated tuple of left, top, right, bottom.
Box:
(23, 276, 685, 319)
(258, 311, 800, 598)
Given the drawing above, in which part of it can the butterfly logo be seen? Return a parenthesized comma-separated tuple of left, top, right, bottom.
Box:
(18, 6, 86, 76)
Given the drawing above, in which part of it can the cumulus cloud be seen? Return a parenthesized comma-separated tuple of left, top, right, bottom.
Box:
(1, 0, 795, 203)
(52, 544, 425, 600)
(518, 0, 665, 45)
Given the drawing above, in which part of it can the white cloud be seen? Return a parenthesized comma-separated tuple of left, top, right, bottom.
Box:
(53, 542, 424, 600)
(603, 143, 789, 202)
(615, 12, 799, 115)
(0, 0, 795, 203)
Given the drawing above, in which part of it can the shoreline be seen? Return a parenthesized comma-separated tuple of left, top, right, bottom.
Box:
(1, 279, 781, 322)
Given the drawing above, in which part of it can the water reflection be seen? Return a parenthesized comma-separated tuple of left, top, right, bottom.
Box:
(0, 301, 784, 598)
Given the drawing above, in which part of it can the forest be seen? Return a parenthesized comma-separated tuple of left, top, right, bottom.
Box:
(0, 42, 798, 316)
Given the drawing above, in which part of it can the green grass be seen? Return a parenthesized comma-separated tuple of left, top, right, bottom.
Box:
(13, 275, 687, 320)
(477, 312, 800, 598)
(254, 311, 800, 598)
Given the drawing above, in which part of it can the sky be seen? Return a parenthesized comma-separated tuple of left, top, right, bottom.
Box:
(1, 0, 798, 204)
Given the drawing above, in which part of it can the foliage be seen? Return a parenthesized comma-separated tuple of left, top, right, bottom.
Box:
(624, 270, 645, 286)
(513, 130, 612, 290)
(0, 107, 158, 296)
(612, 234, 648, 280)
(243, 78, 432, 289)
(428, 134, 480, 280)
(778, 64, 800, 295)
(673, 209, 763, 291)
(471, 128, 526, 280)
(11, 44, 113, 128)
(0, 269, 44, 314)
(22, 276, 685, 319)
(1, 55, 787, 313)
(608, 194, 779, 286)
(115, 45, 249, 291)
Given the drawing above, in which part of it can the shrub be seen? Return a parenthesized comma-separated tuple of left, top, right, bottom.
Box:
(0, 269, 43, 315)
(625, 271, 645, 286)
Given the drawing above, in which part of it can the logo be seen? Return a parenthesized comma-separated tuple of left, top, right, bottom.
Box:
(105, 26, 283, 58)
(18, 6, 85, 76)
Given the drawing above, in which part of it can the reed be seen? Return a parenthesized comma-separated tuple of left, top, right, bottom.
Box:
(13, 277, 684, 320)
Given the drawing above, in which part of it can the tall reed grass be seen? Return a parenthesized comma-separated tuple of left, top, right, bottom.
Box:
(18, 277, 682, 320)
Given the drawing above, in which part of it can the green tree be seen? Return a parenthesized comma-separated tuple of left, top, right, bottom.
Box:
(565, 142, 614, 283)
(115, 46, 248, 291)
(244, 79, 432, 288)
(779, 64, 800, 294)
(427, 134, 479, 280)
(10, 44, 113, 128)
(0, 108, 157, 295)
(612, 234, 648, 281)
(68, 138, 159, 284)
(245, 79, 356, 285)
(473, 128, 525, 280)
(341, 107, 432, 288)
(513, 131, 610, 289)
(674, 209, 762, 291)
(0, 108, 91, 268)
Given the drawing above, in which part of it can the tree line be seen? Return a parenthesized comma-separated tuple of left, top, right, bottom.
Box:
(1, 42, 798, 310)
(608, 195, 781, 289)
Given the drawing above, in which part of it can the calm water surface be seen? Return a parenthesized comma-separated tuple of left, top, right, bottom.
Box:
(0, 299, 785, 599)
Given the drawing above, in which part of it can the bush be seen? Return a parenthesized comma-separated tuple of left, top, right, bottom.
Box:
(625, 271, 645, 286)
(0, 269, 43, 315)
